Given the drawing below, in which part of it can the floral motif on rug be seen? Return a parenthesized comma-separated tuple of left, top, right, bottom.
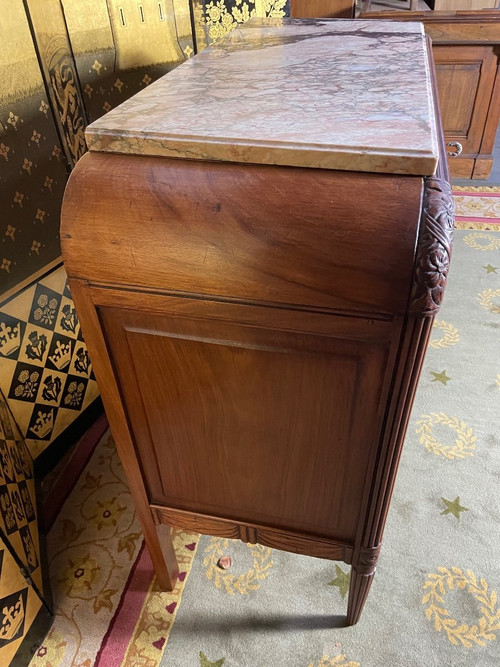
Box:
(453, 186, 500, 230)
(29, 432, 199, 667)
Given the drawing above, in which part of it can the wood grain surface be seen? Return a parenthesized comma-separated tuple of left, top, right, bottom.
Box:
(98, 301, 399, 543)
(291, 0, 355, 18)
(62, 154, 423, 318)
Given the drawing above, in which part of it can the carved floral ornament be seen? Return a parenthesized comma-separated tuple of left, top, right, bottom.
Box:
(411, 178, 455, 317)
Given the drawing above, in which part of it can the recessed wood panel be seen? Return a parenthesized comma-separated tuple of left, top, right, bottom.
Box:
(291, 0, 354, 18)
(433, 1, 498, 9)
(431, 45, 497, 154)
(434, 62, 480, 136)
(100, 305, 395, 542)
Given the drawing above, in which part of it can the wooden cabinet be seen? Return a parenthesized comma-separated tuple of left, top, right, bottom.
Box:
(360, 10, 500, 179)
(433, 43, 499, 178)
(291, 0, 355, 18)
(433, 1, 498, 9)
(61, 19, 454, 626)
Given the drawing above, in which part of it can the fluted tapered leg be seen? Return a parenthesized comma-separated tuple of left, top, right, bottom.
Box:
(346, 568, 375, 625)
(346, 543, 381, 624)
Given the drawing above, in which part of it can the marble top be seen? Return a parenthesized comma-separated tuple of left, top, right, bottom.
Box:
(85, 19, 439, 176)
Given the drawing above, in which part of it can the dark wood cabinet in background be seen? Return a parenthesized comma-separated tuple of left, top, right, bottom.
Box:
(432, 39, 500, 178)
(291, 0, 355, 18)
(360, 10, 500, 179)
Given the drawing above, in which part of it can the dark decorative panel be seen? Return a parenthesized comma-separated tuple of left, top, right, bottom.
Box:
(0, 266, 99, 459)
(0, 389, 46, 598)
(0, 392, 52, 662)
(61, 0, 195, 122)
(0, 392, 51, 665)
(0, 533, 51, 665)
(24, 0, 87, 167)
(0, 1, 70, 298)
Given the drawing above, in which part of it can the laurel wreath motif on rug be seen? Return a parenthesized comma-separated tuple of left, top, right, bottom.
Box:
(416, 413, 477, 460)
(478, 288, 500, 315)
(463, 232, 500, 251)
(428, 320, 460, 349)
(422, 567, 500, 648)
(203, 538, 274, 594)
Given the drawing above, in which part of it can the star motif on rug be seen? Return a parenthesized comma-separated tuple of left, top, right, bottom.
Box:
(483, 264, 498, 274)
(200, 651, 225, 666)
(441, 496, 469, 520)
(328, 564, 350, 599)
(431, 370, 451, 385)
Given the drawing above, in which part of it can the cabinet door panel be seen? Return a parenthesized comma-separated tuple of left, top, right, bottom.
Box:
(433, 45, 497, 153)
(100, 304, 397, 543)
(435, 61, 480, 136)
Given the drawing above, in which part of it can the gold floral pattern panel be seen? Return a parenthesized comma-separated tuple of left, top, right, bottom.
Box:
(61, 0, 195, 123)
(192, 0, 289, 49)
(0, 266, 99, 459)
(0, 0, 70, 298)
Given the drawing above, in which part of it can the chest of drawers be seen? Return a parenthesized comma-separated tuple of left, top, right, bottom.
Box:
(61, 18, 454, 624)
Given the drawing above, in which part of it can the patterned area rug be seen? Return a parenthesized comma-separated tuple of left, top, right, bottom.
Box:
(454, 186, 500, 231)
(29, 187, 500, 667)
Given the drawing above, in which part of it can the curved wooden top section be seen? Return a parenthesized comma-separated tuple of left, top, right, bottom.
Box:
(85, 18, 438, 176)
(61, 153, 425, 318)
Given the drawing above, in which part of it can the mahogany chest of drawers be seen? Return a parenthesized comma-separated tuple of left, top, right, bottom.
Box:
(61, 19, 454, 624)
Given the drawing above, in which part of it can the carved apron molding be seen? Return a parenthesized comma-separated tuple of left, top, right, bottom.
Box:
(411, 177, 455, 317)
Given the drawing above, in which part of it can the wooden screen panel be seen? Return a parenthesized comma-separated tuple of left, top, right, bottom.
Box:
(100, 304, 396, 543)
(433, 45, 498, 153)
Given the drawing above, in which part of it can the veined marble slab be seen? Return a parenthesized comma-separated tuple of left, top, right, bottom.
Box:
(85, 19, 439, 176)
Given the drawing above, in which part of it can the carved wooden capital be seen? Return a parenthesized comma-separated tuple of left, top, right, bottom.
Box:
(353, 544, 382, 576)
(411, 177, 455, 316)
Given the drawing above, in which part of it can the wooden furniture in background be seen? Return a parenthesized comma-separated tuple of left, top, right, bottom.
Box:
(291, 0, 355, 17)
(433, 1, 498, 9)
(362, 1, 419, 11)
(360, 10, 500, 179)
(61, 20, 454, 626)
